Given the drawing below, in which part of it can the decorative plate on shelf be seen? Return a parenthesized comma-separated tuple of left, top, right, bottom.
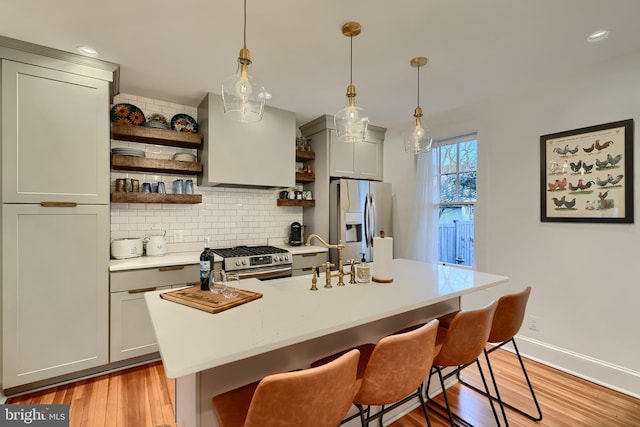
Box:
(111, 103, 146, 125)
(170, 114, 198, 133)
(144, 113, 169, 129)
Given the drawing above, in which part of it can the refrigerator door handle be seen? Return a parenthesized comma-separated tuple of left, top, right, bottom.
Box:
(369, 194, 377, 245)
(364, 194, 370, 248)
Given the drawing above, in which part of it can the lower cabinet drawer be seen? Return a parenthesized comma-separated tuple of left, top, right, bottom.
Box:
(110, 264, 199, 292)
(110, 286, 170, 363)
(292, 252, 328, 270)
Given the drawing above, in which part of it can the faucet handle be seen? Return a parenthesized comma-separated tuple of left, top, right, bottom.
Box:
(346, 259, 357, 284)
(310, 266, 318, 291)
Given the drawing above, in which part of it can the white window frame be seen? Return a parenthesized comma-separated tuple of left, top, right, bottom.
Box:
(435, 132, 477, 266)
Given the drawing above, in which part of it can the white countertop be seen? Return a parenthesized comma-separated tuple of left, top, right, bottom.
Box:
(109, 251, 212, 271)
(275, 244, 328, 255)
(145, 258, 508, 378)
(109, 245, 327, 271)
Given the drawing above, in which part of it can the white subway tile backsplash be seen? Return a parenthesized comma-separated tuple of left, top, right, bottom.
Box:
(110, 95, 302, 247)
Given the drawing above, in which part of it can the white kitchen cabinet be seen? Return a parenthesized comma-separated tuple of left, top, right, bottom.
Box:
(291, 251, 328, 277)
(197, 93, 296, 188)
(1, 204, 110, 389)
(110, 265, 200, 363)
(329, 131, 383, 181)
(301, 115, 386, 181)
(1, 40, 117, 391)
(110, 286, 170, 363)
(1, 59, 110, 204)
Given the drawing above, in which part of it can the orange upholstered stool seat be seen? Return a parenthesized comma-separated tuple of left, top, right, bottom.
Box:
(451, 286, 543, 424)
(312, 319, 440, 426)
(426, 300, 501, 426)
(212, 349, 360, 427)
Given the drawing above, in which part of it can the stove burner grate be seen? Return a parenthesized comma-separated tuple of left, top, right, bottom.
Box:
(211, 245, 288, 258)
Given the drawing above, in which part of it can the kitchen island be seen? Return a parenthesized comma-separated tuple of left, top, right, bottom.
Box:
(145, 258, 508, 427)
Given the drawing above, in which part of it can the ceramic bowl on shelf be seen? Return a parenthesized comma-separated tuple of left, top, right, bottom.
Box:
(172, 152, 196, 162)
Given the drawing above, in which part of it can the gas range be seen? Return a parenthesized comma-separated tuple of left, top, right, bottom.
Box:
(210, 245, 292, 279)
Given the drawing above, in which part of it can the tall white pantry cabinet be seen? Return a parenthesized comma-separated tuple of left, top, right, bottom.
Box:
(0, 39, 118, 390)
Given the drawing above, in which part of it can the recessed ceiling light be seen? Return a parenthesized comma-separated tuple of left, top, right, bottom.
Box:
(76, 46, 98, 57)
(587, 30, 609, 43)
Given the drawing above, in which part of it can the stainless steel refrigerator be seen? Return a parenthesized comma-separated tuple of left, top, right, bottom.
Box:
(329, 179, 392, 265)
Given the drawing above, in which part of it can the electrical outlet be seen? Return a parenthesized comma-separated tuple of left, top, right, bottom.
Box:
(174, 230, 184, 243)
(527, 315, 540, 332)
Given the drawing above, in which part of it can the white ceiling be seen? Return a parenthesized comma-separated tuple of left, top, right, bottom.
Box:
(2, 0, 640, 129)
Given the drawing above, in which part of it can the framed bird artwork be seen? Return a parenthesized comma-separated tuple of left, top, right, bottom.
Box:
(540, 119, 634, 223)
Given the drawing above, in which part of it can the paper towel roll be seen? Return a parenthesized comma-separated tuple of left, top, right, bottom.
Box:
(372, 235, 393, 283)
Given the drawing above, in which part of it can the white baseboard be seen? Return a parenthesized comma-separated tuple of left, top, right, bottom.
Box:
(513, 335, 640, 399)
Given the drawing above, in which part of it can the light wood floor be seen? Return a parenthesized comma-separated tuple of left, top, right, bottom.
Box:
(390, 348, 640, 427)
(7, 348, 640, 427)
(7, 362, 176, 427)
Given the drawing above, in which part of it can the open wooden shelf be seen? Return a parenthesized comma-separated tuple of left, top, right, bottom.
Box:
(277, 199, 315, 207)
(111, 154, 202, 175)
(295, 172, 315, 183)
(111, 192, 202, 204)
(111, 123, 202, 148)
(296, 150, 315, 162)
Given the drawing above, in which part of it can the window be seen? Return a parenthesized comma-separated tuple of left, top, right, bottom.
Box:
(437, 134, 477, 266)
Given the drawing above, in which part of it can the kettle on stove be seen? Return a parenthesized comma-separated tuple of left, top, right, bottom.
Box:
(289, 222, 303, 246)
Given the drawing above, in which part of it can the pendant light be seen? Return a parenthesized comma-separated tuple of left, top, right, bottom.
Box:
(404, 56, 433, 154)
(334, 21, 369, 143)
(221, 0, 266, 123)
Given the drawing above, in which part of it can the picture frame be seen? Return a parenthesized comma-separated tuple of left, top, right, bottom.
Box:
(540, 119, 634, 223)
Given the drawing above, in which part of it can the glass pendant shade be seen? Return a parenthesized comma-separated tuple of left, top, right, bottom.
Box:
(335, 87, 369, 143)
(222, 48, 266, 123)
(335, 22, 368, 143)
(404, 112, 433, 154)
(405, 56, 432, 154)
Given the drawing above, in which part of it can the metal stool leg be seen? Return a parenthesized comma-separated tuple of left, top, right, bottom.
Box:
(458, 339, 543, 422)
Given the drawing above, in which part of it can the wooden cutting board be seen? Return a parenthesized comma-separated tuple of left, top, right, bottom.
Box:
(159, 285, 263, 314)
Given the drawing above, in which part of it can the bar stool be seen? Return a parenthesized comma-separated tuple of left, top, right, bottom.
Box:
(311, 319, 440, 427)
(212, 349, 360, 427)
(455, 286, 542, 424)
(426, 300, 500, 427)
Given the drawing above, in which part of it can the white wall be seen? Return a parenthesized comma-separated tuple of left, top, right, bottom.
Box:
(385, 51, 640, 396)
(110, 94, 303, 249)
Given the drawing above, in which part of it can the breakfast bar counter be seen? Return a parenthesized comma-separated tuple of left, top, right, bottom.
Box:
(145, 258, 508, 427)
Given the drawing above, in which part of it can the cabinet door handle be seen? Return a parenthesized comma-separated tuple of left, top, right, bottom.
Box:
(302, 267, 314, 271)
(128, 287, 158, 294)
(159, 265, 185, 272)
(40, 201, 77, 207)
(301, 253, 318, 257)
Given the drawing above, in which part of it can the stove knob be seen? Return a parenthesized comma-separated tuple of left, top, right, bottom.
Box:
(284, 255, 290, 261)
(274, 256, 280, 262)
(242, 259, 247, 265)
(235, 260, 242, 266)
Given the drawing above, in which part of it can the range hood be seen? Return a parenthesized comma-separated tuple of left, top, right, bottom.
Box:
(197, 93, 296, 189)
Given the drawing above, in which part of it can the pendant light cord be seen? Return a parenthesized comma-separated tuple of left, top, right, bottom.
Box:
(243, 0, 247, 48)
(416, 65, 420, 108)
(350, 34, 353, 85)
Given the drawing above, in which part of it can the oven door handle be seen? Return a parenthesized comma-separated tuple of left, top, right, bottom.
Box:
(236, 266, 292, 280)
